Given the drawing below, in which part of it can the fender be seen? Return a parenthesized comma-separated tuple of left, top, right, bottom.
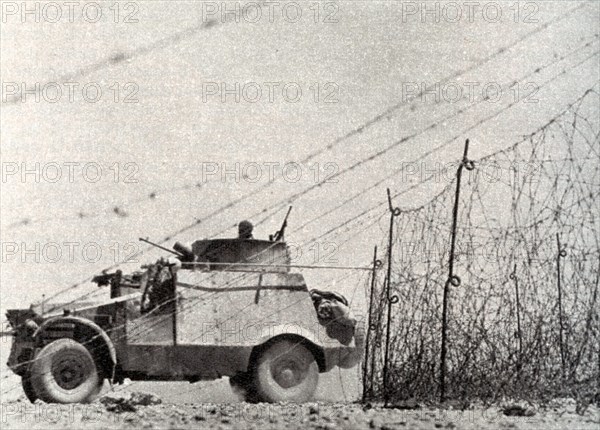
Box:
(33, 316, 117, 367)
(254, 323, 333, 348)
(252, 328, 328, 372)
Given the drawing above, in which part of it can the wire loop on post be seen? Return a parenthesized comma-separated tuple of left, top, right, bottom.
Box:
(387, 188, 401, 216)
(449, 275, 461, 287)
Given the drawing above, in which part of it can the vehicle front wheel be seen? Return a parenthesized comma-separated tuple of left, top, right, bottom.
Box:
(30, 338, 102, 404)
(252, 339, 319, 403)
(21, 372, 38, 403)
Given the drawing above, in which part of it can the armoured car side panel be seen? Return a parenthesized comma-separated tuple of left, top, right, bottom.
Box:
(176, 271, 335, 348)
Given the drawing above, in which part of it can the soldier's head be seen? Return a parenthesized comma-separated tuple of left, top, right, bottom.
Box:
(238, 220, 253, 239)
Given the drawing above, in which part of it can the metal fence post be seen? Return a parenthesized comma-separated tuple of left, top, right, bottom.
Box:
(510, 264, 523, 375)
(363, 246, 381, 402)
(383, 189, 401, 406)
(440, 138, 474, 402)
(556, 233, 568, 379)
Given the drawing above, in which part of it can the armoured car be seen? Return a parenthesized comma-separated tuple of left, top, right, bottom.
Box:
(6, 227, 363, 403)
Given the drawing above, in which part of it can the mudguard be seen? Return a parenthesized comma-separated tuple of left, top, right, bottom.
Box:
(33, 316, 117, 367)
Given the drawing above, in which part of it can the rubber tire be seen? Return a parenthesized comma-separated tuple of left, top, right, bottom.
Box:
(30, 338, 102, 404)
(229, 372, 259, 403)
(252, 340, 319, 403)
(21, 373, 38, 403)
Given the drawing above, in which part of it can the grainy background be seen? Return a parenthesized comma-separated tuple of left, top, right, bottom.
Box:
(1, 0, 598, 409)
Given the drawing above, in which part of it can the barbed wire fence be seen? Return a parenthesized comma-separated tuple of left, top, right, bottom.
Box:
(365, 88, 599, 408)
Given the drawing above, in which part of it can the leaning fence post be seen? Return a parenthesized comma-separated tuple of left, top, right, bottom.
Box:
(383, 188, 401, 406)
(440, 138, 474, 403)
(363, 246, 381, 403)
(556, 233, 567, 379)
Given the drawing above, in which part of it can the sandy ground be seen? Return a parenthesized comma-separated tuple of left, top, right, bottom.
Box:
(1, 395, 599, 430)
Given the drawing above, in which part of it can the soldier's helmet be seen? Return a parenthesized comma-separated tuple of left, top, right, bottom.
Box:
(238, 220, 254, 239)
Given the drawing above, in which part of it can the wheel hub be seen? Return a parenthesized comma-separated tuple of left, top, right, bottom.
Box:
(52, 357, 85, 390)
(271, 358, 306, 389)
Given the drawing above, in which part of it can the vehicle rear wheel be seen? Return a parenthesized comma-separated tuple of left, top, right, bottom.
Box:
(252, 339, 318, 403)
(21, 372, 38, 403)
(30, 338, 102, 404)
(229, 372, 259, 403)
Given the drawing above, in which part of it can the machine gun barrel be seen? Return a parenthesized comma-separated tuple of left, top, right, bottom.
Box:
(139, 237, 184, 258)
(273, 206, 292, 241)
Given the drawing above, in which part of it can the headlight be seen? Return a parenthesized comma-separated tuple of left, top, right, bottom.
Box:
(24, 319, 38, 335)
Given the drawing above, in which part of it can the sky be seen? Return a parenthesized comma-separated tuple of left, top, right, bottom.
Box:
(1, 0, 599, 316)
